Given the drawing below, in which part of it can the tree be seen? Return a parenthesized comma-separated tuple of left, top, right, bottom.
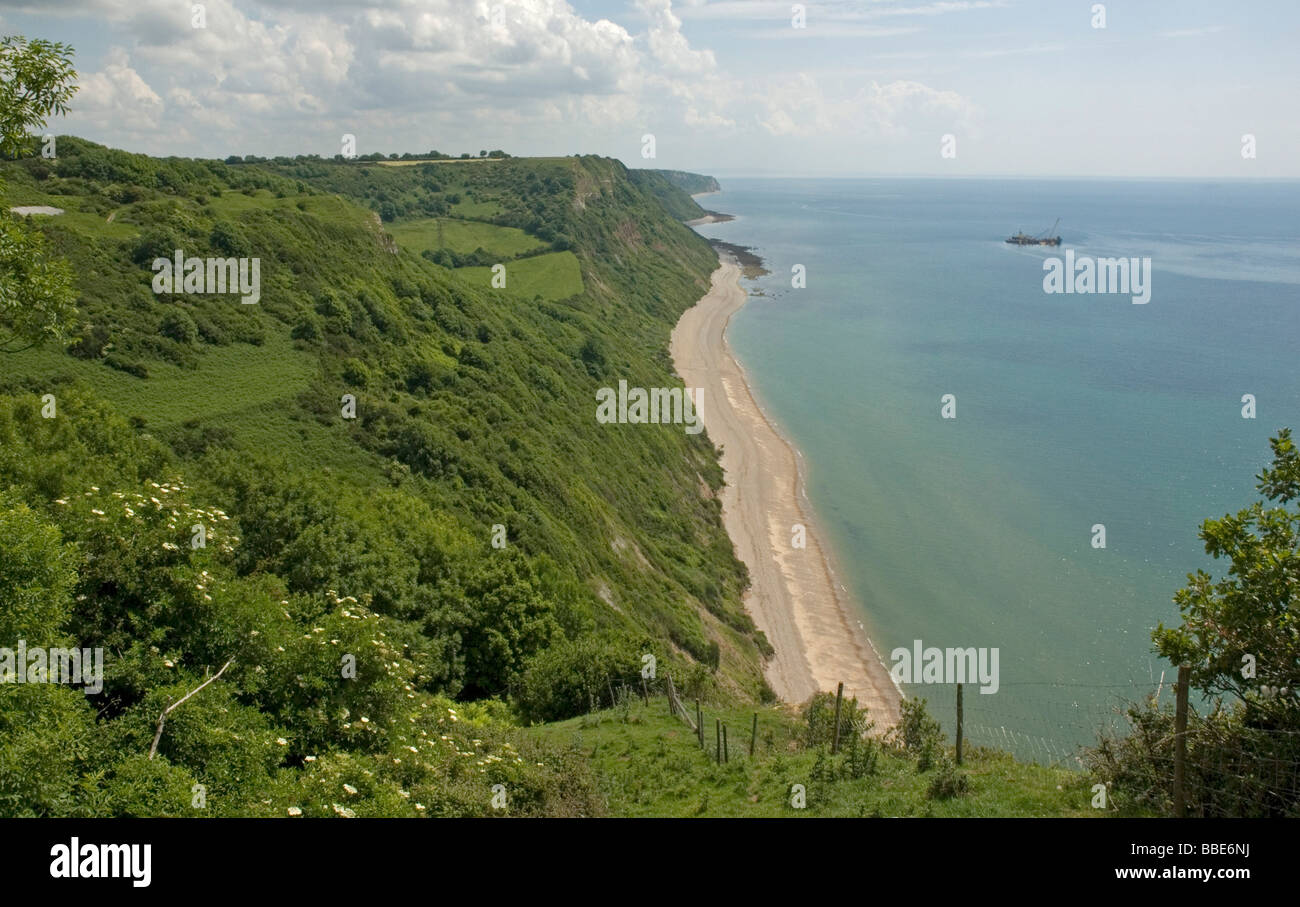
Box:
(0, 37, 77, 158)
(1154, 429, 1300, 709)
(1089, 432, 1300, 816)
(0, 36, 78, 353)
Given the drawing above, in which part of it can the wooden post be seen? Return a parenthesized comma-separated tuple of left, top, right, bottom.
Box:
(641, 675, 649, 705)
(696, 700, 703, 747)
(831, 682, 844, 754)
(1173, 665, 1190, 818)
(715, 718, 722, 764)
(723, 724, 729, 763)
(956, 682, 964, 766)
(750, 713, 758, 757)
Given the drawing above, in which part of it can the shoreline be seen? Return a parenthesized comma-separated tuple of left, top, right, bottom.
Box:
(670, 252, 902, 728)
(685, 210, 735, 227)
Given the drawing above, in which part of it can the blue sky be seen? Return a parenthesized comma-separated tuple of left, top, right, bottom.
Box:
(3, 0, 1296, 178)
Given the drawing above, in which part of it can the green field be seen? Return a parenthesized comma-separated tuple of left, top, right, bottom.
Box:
(456, 250, 584, 301)
(449, 197, 504, 220)
(388, 217, 545, 258)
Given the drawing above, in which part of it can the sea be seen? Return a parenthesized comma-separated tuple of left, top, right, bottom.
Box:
(691, 178, 1300, 763)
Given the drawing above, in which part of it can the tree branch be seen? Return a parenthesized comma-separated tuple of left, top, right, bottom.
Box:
(148, 658, 234, 760)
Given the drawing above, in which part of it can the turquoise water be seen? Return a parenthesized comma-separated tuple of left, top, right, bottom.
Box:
(694, 179, 1300, 761)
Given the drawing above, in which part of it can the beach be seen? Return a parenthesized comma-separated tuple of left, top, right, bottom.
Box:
(671, 253, 902, 728)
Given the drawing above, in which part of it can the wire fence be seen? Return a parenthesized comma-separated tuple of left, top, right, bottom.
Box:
(589, 666, 1300, 816)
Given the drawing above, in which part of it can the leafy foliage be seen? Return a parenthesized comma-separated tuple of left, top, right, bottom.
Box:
(0, 36, 78, 352)
(0, 116, 767, 814)
(1091, 432, 1300, 816)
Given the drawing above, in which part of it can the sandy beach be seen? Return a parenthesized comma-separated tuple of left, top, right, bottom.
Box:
(671, 255, 901, 728)
(684, 211, 735, 227)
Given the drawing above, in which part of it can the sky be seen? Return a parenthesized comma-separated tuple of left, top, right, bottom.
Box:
(2, 0, 1296, 178)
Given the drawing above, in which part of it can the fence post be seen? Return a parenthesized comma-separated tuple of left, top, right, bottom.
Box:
(715, 718, 722, 765)
(1173, 665, 1190, 818)
(641, 675, 649, 706)
(831, 681, 844, 754)
(956, 682, 964, 766)
(723, 724, 729, 763)
(696, 700, 703, 747)
(750, 713, 758, 757)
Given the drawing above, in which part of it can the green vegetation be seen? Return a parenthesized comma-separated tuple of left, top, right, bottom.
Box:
(0, 36, 78, 353)
(628, 169, 711, 222)
(0, 99, 770, 814)
(388, 217, 544, 259)
(638, 168, 720, 198)
(456, 250, 584, 301)
(529, 694, 1093, 817)
(1087, 430, 1300, 817)
(6, 40, 1287, 820)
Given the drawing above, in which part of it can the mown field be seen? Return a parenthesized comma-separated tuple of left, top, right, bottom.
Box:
(388, 217, 545, 258)
(456, 250, 584, 301)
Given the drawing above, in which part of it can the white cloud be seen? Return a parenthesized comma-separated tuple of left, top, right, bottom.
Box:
(757, 73, 978, 139)
(33, 0, 975, 166)
(73, 47, 164, 130)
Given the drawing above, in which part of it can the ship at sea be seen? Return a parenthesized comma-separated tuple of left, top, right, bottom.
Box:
(1006, 218, 1061, 246)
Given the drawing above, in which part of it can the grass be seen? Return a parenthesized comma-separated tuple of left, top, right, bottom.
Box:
(204, 190, 367, 229)
(528, 697, 1098, 817)
(387, 217, 546, 258)
(449, 197, 504, 220)
(1, 330, 317, 429)
(456, 250, 584, 301)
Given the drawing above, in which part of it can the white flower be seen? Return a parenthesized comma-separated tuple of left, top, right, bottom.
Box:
(276, 738, 287, 746)
(342, 783, 358, 795)
(287, 806, 302, 817)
